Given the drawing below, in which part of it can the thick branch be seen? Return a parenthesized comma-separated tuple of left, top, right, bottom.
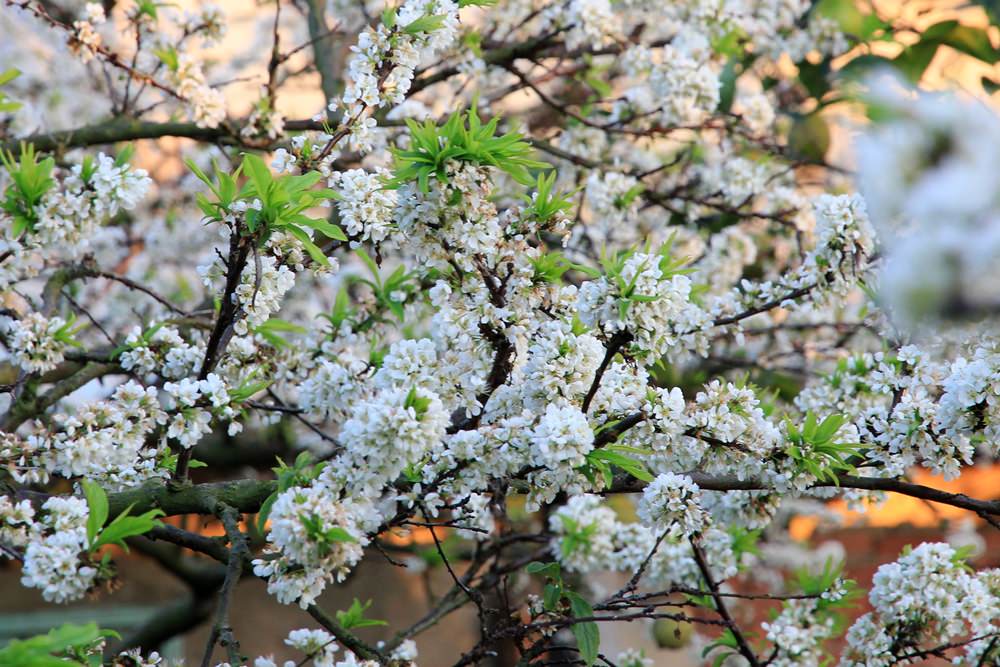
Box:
(201, 506, 248, 667)
(609, 471, 1000, 517)
(107, 479, 276, 518)
(2, 117, 327, 154)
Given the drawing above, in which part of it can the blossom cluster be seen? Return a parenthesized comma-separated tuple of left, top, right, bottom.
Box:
(0, 494, 96, 603)
(841, 543, 1000, 666)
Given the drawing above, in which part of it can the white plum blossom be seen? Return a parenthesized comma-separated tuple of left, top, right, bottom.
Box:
(841, 543, 1000, 666)
(168, 53, 226, 128)
(18, 496, 96, 603)
(637, 472, 706, 537)
(1, 312, 73, 373)
(529, 402, 594, 469)
(329, 168, 397, 244)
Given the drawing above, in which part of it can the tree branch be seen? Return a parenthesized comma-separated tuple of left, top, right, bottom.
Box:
(106, 479, 276, 518)
(690, 537, 760, 666)
(200, 505, 248, 667)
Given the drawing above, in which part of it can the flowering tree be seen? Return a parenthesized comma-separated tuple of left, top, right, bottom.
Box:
(3, 0, 1000, 665)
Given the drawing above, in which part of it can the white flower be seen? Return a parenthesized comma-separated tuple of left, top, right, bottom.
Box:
(329, 168, 397, 244)
(529, 402, 594, 469)
(637, 472, 706, 537)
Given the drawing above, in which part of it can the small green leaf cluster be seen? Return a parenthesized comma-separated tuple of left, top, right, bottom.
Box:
(157, 451, 208, 473)
(0, 622, 115, 667)
(381, 8, 447, 35)
(228, 373, 272, 404)
(1, 143, 55, 237)
(133, 0, 161, 20)
(186, 154, 346, 267)
(783, 412, 860, 483)
(701, 628, 746, 667)
(555, 514, 598, 560)
(152, 45, 179, 71)
(521, 172, 575, 224)
(256, 451, 325, 533)
(82, 480, 165, 553)
(613, 182, 645, 210)
(592, 241, 693, 320)
(580, 443, 654, 487)
(794, 558, 858, 614)
(300, 514, 358, 556)
(48, 313, 87, 349)
(530, 252, 576, 285)
(324, 286, 355, 332)
(783, 558, 860, 639)
(403, 386, 433, 420)
(388, 105, 548, 192)
(525, 561, 600, 666)
(335, 598, 389, 630)
(350, 248, 419, 323)
(111, 321, 166, 360)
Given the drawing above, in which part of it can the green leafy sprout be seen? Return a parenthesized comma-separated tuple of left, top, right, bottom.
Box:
(336, 598, 389, 630)
(1, 142, 56, 237)
(783, 412, 861, 484)
(388, 104, 549, 192)
(256, 451, 326, 533)
(81, 480, 165, 553)
(186, 154, 347, 268)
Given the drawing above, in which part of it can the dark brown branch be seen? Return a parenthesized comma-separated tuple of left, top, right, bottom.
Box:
(200, 506, 248, 667)
(582, 331, 633, 414)
(690, 537, 760, 666)
(306, 605, 385, 661)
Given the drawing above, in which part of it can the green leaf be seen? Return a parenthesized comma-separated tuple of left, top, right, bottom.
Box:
(286, 225, 331, 267)
(0, 67, 20, 86)
(257, 492, 278, 534)
(0, 622, 103, 667)
(526, 561, 562, 579)
(294, 215, 348, 241)
(587, 449, 653, 482)
(717, 58, 739, 113)
(565, 591, 600, 666)
(543, 582, 562, 611)
(922, 20, 998, 63)
(389, 104, 548, 191)
(1, 143, 56, 236)
(336, 598, 389, 630)
(242, 153, 273, 197)
(403, 14, 447, 35)
(81, 480, 109, 548)
(355, 247, 382, 283)
(814, 414, 846, 444)
(797, 59, 832, 99)
(152, 46, 179, 71)
(815, 0, 886, 40)
(92, 507, 165, 552)
(403, 386, 432, 419)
